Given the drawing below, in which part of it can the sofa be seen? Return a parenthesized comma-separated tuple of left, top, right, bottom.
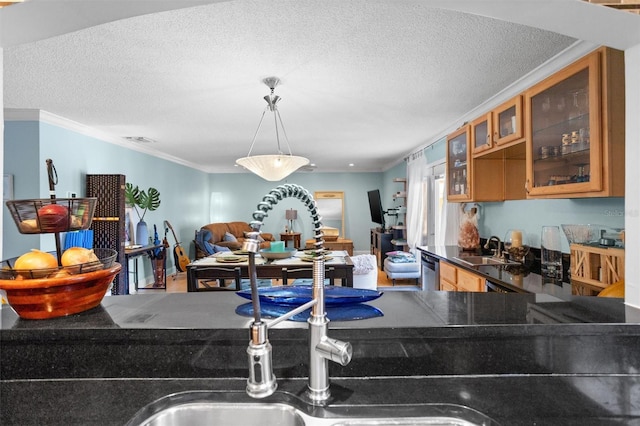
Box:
(195, 221, 275, 258)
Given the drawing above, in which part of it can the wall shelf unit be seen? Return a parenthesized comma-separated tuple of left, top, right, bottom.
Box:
(390, 178, 408, 251)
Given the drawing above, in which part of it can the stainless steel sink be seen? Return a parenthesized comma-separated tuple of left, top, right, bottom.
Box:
(126, 391, 499, 426)
(131, 401, 305, 426)
(453, 256, 519, 266)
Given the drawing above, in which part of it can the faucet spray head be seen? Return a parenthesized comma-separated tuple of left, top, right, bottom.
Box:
(246, 322, 277, 398)
(244, 230, 277, 399)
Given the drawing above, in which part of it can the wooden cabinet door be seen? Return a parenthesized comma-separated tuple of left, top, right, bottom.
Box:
(525, 52, 601, 196)
(440, 261, 457, 283)
(440, 280, 457, 292)
(524, 47, 624, 198)
(457, 269, 485, 292)
(446, 126, 472, 201)
(493, 95, 523, 146)
(471, 112, 493, 155)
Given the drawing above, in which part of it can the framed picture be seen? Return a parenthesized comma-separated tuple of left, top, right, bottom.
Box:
(3, 174, 14, 202)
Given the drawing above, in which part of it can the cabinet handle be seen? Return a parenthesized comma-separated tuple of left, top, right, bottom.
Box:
(525, 179, 530, 194)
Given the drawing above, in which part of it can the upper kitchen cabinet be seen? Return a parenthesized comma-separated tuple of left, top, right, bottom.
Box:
(493, 95, 524, 147)
(524, 47, 625, 198)
(472, 96, 523, 157)
(446, 125, 472, 201)
(471, 112, 493, 155)
(448, 124, 506, 202)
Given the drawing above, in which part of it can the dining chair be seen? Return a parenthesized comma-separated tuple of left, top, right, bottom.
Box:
(281, 266, 335, 286)
(187, 266, 242, 291)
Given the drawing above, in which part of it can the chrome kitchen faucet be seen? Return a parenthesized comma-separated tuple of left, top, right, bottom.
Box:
(242, 184, 352, 404)
(484, 235, 503, 259)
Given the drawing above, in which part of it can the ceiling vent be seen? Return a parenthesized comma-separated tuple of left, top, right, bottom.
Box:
(124, 136, 157, 144)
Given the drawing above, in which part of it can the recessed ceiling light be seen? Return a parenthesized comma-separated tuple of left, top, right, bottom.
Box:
(348, 163, 355, 167)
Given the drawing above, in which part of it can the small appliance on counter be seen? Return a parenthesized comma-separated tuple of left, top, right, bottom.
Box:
(561, 224, 625, 248)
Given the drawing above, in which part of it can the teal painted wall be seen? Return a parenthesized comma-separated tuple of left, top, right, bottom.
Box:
(425, 138, 446, 166)
(382, 161, 406, 203)
(208, 172, 385, 253)
(478, 198, 625, 253)
(3, 121, 40, 256)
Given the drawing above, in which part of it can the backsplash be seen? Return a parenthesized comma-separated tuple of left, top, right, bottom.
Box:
(477, 197, 625, 254)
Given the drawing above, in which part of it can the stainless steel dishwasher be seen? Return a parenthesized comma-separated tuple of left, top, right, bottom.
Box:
(420, 252, 439, 291)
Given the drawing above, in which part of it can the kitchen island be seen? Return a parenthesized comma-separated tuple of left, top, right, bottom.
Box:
(2, 289, 640, 425)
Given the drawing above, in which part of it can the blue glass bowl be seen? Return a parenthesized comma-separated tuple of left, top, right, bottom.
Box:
(235, 285, 383, 307)
(235, 302, 383, 322)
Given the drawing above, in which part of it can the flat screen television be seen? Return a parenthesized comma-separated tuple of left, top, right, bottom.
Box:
(367, 189, 385, 229)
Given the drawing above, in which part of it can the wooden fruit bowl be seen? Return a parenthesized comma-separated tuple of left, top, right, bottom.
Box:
(0, 263, 121, 320)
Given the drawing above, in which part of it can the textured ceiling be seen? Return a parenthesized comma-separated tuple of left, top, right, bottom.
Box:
(585, 0, 640, 14)
(0, 0, 627, 174)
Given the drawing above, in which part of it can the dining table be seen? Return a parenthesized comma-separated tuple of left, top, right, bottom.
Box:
(186, 250, 354, 291)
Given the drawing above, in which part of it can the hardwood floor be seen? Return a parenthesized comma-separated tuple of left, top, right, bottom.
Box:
(139, 268, 419, 293)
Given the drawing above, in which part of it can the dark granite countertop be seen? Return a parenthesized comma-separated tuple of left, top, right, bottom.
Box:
(2, 288, 640, 424)
(418, 245, 574, 296)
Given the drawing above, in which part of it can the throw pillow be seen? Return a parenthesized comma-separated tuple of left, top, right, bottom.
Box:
(195, 229, 215, 256)
(386, 251, 416, 263)
(224, 232, 238, 242)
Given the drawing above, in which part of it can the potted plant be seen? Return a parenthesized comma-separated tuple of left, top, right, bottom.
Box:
(125, 183, 161, 245)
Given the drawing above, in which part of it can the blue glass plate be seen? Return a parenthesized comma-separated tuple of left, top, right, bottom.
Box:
(235, 285, 383, 307)
(235, 302, 383, 322)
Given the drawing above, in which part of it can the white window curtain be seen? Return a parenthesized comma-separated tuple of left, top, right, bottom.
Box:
(435, 185, 461, 246)
(406, 150, 429, 254)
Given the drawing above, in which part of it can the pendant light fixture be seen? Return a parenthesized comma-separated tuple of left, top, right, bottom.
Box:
(236, 77, 309, 181)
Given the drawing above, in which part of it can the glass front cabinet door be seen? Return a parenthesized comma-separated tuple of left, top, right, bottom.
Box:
(524, 47, 624, 198)
(447, 125, 472, 201)
(471, 112, 492, 155)
(493, 95, 523, 147)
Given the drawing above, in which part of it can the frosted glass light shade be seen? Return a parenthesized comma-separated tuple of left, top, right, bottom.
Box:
(236, 154, 309, 181)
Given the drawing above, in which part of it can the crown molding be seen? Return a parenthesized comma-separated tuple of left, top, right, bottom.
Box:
(3, 108, 211, 173)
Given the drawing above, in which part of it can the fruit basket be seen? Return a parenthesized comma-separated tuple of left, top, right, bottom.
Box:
(0, 248, 119, 319)
(1, 161, 121, 319)
(0, 262, 121, 320)
(6, 197, 97, 234)
(0, 248, 117, 280)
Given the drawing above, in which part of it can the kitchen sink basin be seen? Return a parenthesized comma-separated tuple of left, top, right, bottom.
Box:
(130, 401, 305, 426)
(453, 256, 519, 266)
(126, 391, 499, 426)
